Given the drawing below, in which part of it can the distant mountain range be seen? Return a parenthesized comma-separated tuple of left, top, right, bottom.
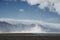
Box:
(0, 20, 60, 33)
(0, 21, 16, 32)
(0, 21, 37, 33)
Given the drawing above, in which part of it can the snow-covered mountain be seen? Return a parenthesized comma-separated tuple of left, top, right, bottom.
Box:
(0, 21, 16, 32)
(0, 18, 60, 33)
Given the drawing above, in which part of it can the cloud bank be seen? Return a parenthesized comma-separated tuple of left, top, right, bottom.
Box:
(0, 18, 60, 33)
(26, 0, 60, 15)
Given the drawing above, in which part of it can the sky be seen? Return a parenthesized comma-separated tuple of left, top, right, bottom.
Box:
(0, 0, 60, 23)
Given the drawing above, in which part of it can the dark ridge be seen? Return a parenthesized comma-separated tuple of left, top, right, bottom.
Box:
(0, 21, 12, 25)
(0, 21, 16, 32)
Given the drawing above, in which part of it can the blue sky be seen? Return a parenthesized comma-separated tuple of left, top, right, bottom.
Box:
(0, 0, 60, 23)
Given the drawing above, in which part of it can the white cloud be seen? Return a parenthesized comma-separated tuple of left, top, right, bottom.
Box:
(0, 18, 44, 24)
(26, 0, 60, 15)
(26, 0, 40, 5)
(20, 26, 46, 33)
(19, 9, 24, 12)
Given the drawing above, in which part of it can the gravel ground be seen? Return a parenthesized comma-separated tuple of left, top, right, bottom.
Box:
(0, 33, 60, 40)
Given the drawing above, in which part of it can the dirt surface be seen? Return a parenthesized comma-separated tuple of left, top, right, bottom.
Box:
(0, 33, 60, 40)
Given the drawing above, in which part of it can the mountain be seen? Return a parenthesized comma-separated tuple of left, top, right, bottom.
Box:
(38, 24, 60, 32)
(0, 21, 16, 32)
(0, 19, 60, 33)
(0, 21, 37, 33)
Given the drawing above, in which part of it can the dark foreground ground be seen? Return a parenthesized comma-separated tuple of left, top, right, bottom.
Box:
(0, 33, 60, 40)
